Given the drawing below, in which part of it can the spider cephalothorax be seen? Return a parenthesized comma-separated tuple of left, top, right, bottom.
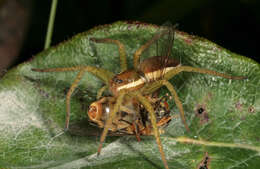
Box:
(32, 25, 245, 169)
(109, 70, 141, 96)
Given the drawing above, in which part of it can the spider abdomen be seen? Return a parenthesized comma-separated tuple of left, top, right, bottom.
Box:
(139, 55, 179, 82)
(139, 55, 179, 73)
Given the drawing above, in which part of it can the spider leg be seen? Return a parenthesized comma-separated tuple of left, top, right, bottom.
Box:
(32, 66, 114, 129)
(96, 85, 108, 99)
(160, 80, 190, 131)
(32, 66, 114, 85)
(97, 90, 127, 156)
(159, 65, 246, 131)
(90, 38, 128, 72)
(131, 91, 169, 169)
(65, 70, 86, 129)
(164, 66, 246, 80)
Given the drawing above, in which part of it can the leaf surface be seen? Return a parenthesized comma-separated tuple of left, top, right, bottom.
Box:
(0, 21, 259, 169)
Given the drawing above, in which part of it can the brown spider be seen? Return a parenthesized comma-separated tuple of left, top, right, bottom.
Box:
(32, 25, 245, 169)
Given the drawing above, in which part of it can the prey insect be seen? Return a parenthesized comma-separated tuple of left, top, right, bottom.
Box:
(32, 24, 245, 169)
(88, 93, 174, 141)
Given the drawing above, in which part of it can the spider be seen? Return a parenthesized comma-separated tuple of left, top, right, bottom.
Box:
(32, 25, 245, 169)
(88, 93, 174, 141)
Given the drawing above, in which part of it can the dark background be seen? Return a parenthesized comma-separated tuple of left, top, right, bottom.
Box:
(0, 0, 259, 70)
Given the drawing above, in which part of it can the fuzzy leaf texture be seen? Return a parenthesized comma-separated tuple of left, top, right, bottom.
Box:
(0, 21, 259, 169)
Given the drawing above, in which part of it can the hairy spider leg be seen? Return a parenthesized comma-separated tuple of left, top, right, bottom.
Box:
(133, 28, 171, 69)
(164, 66, 247, 80)
(161, 80, 189, 131)
(90, 38, 128, 72)
(90, 38, 128, 98)
(32, 66, 114, 129)
(140, 79, 189, 131)
(132, 92, 169, 169)
(159, 66, 246, 131)
(97, 90, 127, 155)
(65, 70, 85, 129)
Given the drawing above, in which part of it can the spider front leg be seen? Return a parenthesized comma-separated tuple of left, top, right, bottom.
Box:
(65, 69, 86, 129)
(90, 38, 128, 72)
(97, 90, 127, 155)
(32, 66, 114, 129)
(131, 91, 169, 169)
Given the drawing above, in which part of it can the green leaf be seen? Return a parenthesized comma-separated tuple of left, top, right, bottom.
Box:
(0, 21, 259, 169)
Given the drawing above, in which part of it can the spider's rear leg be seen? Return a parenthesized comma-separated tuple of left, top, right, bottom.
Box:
(160, 80, 190, 131)
(90, 38, 128, 72)
(161, 65, 246, 131)
(164, 66, 247, 80)
(132, 92, 169, 169)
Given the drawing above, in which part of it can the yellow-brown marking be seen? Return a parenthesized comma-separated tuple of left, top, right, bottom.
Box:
(117, 67, 176, 91)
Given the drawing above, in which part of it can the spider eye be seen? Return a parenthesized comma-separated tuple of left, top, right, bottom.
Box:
(114, 78, 123, 84)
